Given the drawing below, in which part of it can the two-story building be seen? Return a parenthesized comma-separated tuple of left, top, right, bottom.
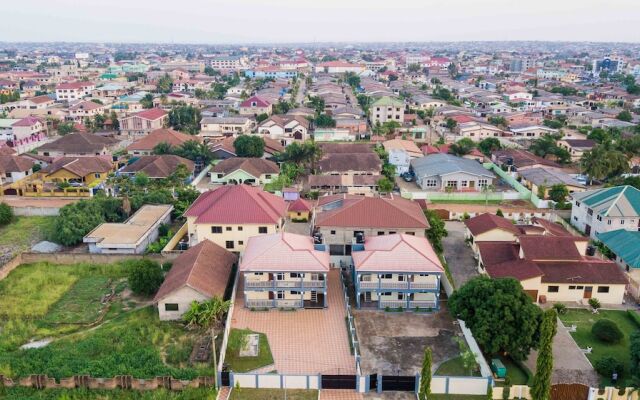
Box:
(55, 81, 95, 101)
(257, 115, 310, 146)
(118, 108, 168, 137)
(199, 117, 254, 138)
(570, 185, 640, 239)
(239, 96, 272, 117)
(352, 234, 444, 311)
(370, 96, 404, 126)
(240, 232, 330, 309)
(184, 185, 287, 252)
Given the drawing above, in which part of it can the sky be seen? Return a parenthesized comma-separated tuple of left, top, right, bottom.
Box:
(2, 0, 640, 44)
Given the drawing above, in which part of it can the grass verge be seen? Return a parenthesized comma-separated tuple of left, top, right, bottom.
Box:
(224, 329, 274, 373)
(0, 387, 217, 399)
(229, 388, 317, 400)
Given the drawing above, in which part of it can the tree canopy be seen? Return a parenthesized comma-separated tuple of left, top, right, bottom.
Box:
(449, 276, 542, 361)
(233, 135, 265, 158)
(168, 105, 201, 134)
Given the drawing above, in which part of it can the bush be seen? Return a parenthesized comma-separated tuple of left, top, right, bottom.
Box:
(552, 303, 567, 315)
(628, 309, 640, 328)
(591, 319, 624, 343)
(127, 259, 164, 296)
(595, 356, 624, 377)
(588, 298, 601, 310)
(0, 202, 13, 225)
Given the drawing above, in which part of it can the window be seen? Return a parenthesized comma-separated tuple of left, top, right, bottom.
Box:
(258, 226, 268, 234)
(478, 179, 488, 187)
(389, 231, 396, 235)
(329, 245, 344, 256)
(164, 303, 179, 311)
(597, 215, 602, 221)
(597, 286, 610, 293)
(238, 241, 243, 245)
(265, 174, 271, 179)
(225, 241, 234, 249)
(276, 291, 285, 299)
(424, 179, 437, 188)
(445, 180, 457, 188)
(548, 286, 559, 293)
(608, 220, 612, 225)
(406, 232, 415, 236)
(382, 274, 392, 279)
(377, 231, 385, 235)
(276, 273, 285, 280)
(461, 181, 468, 188)
(576, 286, 584, 290)
(226, 227, 232, 231)
(238, 226, 243, 231)
(382, 292, 392, 297)
(290, 291, 300, 295)
(94, 173, 101, 178)
(211, 226, 222, 234)
(587, 208, 593, 216)
(290, 273, 301, 278)
(569, 286, 576, 290)
(575, 201, 580, 207)
(621, 220, 625, 225)
(330, 230, 336, 235)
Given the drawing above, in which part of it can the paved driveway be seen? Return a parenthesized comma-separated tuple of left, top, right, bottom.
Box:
(321, 390, 363, 400)
(442, 221, 479, 288)
(231, 269, 355, 375)
(524, 320, 598, 387)
(354, 305, 463, 375)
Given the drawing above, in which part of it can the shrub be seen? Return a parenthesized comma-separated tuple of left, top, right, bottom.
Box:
(552, 303, 567, 315)
(595, 356, 624, 377)
(0, 202, 13, 225)
(127, 259, 164, 296)
(588, 298, 601, 310)
(591, 319, 624, 343)
(628, 309, 640, 328)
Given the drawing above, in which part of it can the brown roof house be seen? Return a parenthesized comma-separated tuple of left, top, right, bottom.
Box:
(120, 155, 195, 180)
(211, 157, 279, 186)
(36, 132, 119, 157)
(154, 239, 237, 320)
(313, 194, 429, 265)
(0, 155, 35, 188)
(126, 128, 200, 156)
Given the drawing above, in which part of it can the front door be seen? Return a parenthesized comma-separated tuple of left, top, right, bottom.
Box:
(469, 181, 476, 189)
(583, 286, 593, 299)
(585, 224, 591, 236)
(364, 292, 372, 302)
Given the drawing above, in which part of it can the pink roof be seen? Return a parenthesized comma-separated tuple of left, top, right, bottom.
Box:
(240, 96, 271, 108)
(288, 198, 311, 212)
(185, 185, 287, 225)
(134, 108, 167, 120)
(12, 117, 41, 127)
(352, 234, 444, 273)
(240, 232, 329, 273)
(57, 82, 93, 90)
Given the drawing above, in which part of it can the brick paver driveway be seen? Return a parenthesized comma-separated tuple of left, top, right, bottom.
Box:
(320, 390, 364, 400)
(442, 221, 479, 287)
(231, 269, 355, 375)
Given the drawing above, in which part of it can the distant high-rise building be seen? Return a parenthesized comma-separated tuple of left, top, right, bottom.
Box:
(592, 55, 624, 76)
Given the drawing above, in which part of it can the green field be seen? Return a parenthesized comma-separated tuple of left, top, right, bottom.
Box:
(0, 216, 56, 257)
(559, 309, 640, 386)
(0, 387, 217, 400)
(224, 329, 274, 373)
(229, 389, 317, 400)
(0, 262, 212, 380)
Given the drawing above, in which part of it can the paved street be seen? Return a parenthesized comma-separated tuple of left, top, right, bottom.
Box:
(442, 221, 479, 288)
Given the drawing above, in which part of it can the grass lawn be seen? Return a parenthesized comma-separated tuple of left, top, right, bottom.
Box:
(224, 329, 274, 373)
(497, 356, 532, 386)
(559, 309, 640, 387)
(0, 262, 212, 380)
(435, 356, 481, 377)
(42, 276, 116, 324)
(0, 387, 217, 399)
(0, 216, 56, 257)
(229, 388, 317, 400)
(429, 200, 504, 205)
(429, 395, 487, 400)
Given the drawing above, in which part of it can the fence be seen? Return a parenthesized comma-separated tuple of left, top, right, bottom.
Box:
(339, 271, 362, 375)
(190, 164, 212, 191)
(230, 373, 321, 390)
(19, 252, 175, 265)
(217, 267, 241, 382)
(11, 205, 61, 216)
(431, 376, 491, 395)
(0, 374, 214, 391)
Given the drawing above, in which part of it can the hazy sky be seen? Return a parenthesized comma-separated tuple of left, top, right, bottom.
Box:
(2, 0, 639, 44)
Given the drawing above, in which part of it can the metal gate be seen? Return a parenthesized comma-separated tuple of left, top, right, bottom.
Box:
(381, 375, 416, 392)
(321, 374, 357, 389)
(369, 374, 378, 391)
(220, 371, 230, 387)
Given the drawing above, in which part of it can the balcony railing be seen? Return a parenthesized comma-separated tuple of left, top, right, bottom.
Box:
(358, 281, 438, 290)
(409, 300, 437, 309)
(245, 299, 303, 308)
(379, 300, 407, 309)
(245, 280, 325, 289)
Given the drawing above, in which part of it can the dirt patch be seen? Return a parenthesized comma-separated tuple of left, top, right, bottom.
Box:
(355, 305, 463, 375)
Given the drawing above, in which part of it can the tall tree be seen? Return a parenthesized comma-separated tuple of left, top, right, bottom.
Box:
(449, 138, 476, 156)
(449, 276, 542, 361)
(233, 135, 265, 158)
(424, 210, 448, 254)
(531, 309, 558, 400)
(419, 347, 432, 400)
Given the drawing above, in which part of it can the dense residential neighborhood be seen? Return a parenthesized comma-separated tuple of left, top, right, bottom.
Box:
(0, 22, 640, 400)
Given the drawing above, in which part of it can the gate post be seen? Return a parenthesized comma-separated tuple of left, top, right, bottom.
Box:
(376, 373, 382, 393)
(414, 373, 420, 394)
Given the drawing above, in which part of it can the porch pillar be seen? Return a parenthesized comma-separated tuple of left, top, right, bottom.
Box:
(356, 291, 361, 308)
(301, 290, 304, 308)
(323, 290, 327, 307)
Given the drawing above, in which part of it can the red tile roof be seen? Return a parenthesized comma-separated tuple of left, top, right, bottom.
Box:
(12, 117, 41, 127)
(212, 157, 279, 178)
(537, 260, 627, 285)
(133, 108, 168, 120)
(127, 128, 199, 151)
(519, 236, 582, 261)
(288, 198, 311, 212)
(464, 213, 521, 237)
(477, 241, 520, 266)
(353, 234, 443, 273)
(485, 259, 544, 281)
(185, 185, 287, 224)
(240, 96, 271, 108)
(315, 195, 429, 229)
(154, 239, 237, 302)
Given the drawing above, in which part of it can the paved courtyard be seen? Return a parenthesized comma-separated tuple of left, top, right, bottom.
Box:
(230, 269, 355, 375)
(442, 221, 479, 287)
(354, 305, 463, 375)
(320, 390, 364, 400)
(524, 320, 598, 387)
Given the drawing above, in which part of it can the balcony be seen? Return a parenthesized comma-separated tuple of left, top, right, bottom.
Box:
(409, 300, 437, 309)
(379, 300, 407, 309)
(245, 299, 303, 308)
(358, 281, 438, 290)
(245, 280, 326, 289)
